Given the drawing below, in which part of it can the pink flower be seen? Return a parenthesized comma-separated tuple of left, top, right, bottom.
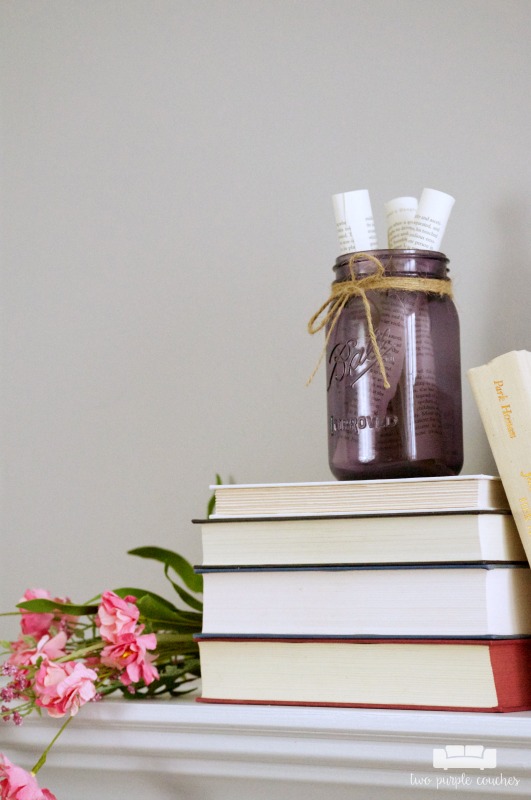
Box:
(19, 590, 54, 640)
(0, 754, 57, 800)
(101, 631, 159, 686)
(34, 660, 97, 718)
(4, 640, 33, 669)
(96, 591, 139, 643)
(30, 633, 68, 665)
(19, 590, 76, 641)
(7, 633, 68, 669)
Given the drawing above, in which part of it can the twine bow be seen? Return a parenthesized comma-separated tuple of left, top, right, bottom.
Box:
(307, 252, 453, 388)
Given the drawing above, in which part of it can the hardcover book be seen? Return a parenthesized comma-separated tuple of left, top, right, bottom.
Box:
(196, 636, 531, 712)
(195, 511, 524, 567)
(197, 563, 531, 637)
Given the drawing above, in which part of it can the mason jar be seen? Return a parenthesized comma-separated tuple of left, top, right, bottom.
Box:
(326, 249, 463, 480)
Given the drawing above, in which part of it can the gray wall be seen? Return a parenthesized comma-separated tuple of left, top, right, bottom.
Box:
(2, 0, 530, 608)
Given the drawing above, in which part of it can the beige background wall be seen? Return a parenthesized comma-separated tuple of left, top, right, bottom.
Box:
(2, 0, 530, 609)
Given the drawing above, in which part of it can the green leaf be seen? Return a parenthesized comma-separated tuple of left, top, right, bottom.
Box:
(163, 568, 203, 611)
(135, 594, 202, 633)
(112, 587, 179, 614)
(16, 599, 99, 616)
(128, 547, 202, 593)
(136, 593, 182, 621)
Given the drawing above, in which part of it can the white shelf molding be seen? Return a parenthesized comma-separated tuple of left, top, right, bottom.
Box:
(1, 697, 531, 799)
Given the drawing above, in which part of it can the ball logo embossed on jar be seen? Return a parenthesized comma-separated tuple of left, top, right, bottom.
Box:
(327, 328, 396, 390)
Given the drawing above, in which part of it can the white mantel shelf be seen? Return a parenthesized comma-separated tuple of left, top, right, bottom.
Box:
(1, 696, 531, 799)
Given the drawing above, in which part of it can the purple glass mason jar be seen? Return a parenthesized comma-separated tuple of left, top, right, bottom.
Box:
(326, 250, 463, 480)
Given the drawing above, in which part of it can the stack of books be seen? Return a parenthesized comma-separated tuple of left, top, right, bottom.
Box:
(193, 474, 531, 712)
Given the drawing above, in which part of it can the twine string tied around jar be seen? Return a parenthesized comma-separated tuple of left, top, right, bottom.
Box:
(307, 252, 453, 389)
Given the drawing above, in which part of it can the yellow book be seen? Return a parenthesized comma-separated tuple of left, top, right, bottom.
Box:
(468, 350, 531, 565)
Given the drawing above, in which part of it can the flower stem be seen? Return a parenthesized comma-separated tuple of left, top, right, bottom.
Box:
(56, 642, 103, 662)
(31, 715, 73, 775)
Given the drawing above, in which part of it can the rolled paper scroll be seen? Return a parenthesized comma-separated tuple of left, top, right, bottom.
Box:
(332, 189, 379, 254)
